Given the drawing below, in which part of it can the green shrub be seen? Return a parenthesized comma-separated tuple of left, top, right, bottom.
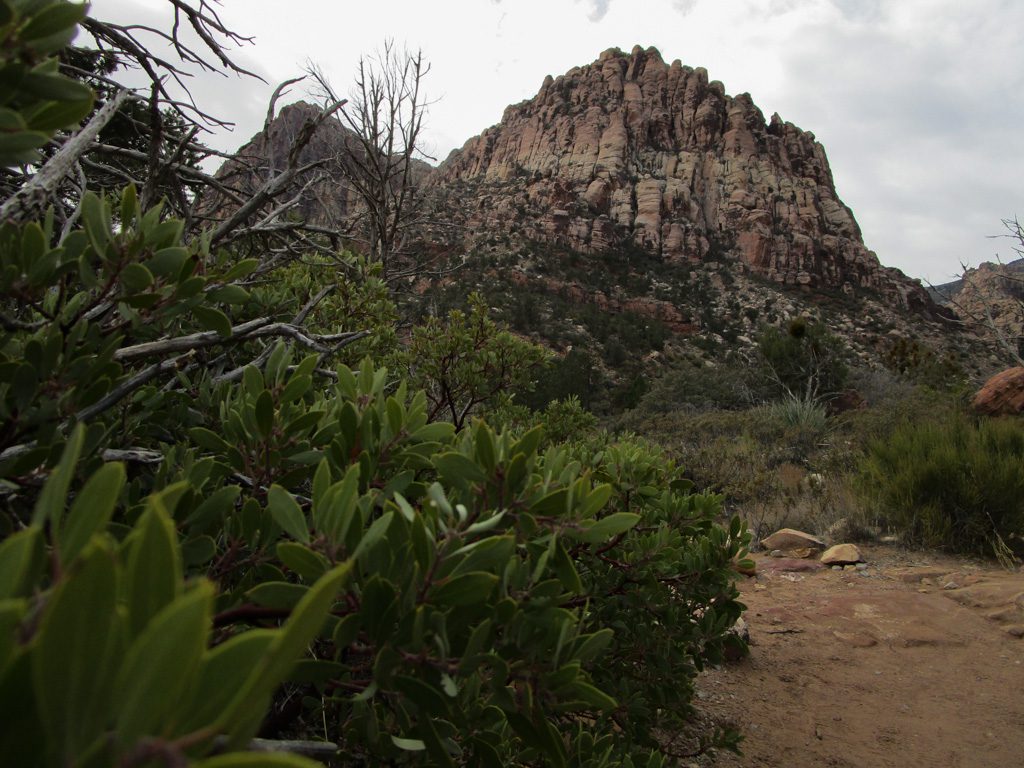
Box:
(0, 195, 750, 764)
(757, 317, 848, 403)
(859, 413, 1024, 557)
(0, 0, 94, 166)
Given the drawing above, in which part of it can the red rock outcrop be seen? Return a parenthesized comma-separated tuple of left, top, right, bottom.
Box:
(430, 46, 935, 312)
(972, 366, 1024, 416)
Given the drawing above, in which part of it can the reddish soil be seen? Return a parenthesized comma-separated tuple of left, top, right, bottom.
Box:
(694, 545, 1024, 768)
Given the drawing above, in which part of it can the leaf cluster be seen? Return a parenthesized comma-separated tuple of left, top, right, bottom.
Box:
(0, 0, 94, 166)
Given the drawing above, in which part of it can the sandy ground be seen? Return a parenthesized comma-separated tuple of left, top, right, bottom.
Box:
(692, 545, 1024, 768)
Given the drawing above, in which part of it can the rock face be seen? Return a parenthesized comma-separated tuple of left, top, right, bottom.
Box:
(431, 46, 935, 312)
(208, 102, 363, 227)
(972, 366, 1024, 416)
(948, 260, 1024, 349)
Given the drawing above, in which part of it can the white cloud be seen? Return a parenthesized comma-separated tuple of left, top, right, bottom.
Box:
(578, 0, 613, 22)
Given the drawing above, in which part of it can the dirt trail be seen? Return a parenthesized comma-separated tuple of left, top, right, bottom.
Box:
(694, 545, 1024, 768)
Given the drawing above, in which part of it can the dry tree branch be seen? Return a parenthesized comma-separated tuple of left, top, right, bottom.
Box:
(1, 90, 131, 224)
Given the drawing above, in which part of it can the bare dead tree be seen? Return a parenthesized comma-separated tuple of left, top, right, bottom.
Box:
(307, 42, 433, 281)
(0, 2, 376, 462)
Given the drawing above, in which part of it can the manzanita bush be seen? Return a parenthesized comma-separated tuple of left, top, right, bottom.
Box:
(0, 2, 751, 765)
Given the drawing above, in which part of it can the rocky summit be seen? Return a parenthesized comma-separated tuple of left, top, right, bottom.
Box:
(430, 45, 934, 313)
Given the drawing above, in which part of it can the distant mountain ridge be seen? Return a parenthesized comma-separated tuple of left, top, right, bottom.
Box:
(207, 45, 998, 389)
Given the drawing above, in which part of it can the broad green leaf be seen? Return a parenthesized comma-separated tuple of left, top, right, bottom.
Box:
(20, 71, 93, 103)
(530, 488, 568, 517)
(392, 736, 427, 752)
(189, 426, 233, 453)
(280, 374, 311, 403)
(276, 542, 328, 583)
(0, 527, 44, 599)
(574, 512, 641, 544)
(430, 572, 499, 608)
(409, 422, 455, 443)
(394, 675, 450, 716)
(0, 129, 48, 165)
(316, 464, 359, 542)
(570, 629, 614, 664)
(214, 560, 354, 747)
(80, 192, 110, 256)
(352, 510, 393, 560)
(579, 483, 613, 519)
(123, 498, 182, 639)
(176, 630, 275, 735)
(32, 542, 119, 762)
(254, 390, 274, 439)
(221, 258, 260, 282)
(208, 284, 250, 304)
(32, 423, 84, 526)
(433, 452, 487, 486)
(181, 535, 217, 567)
(558, 680, 618, 711)
(0, 599, 26, 674)
(120, 262, 153, 293)
(60, 462, 125, 563)
(245, 581, 309, 610)
(551, 538, 582, 593)
(450, 536, 515, 578)
(185, 485, 241, 533)
(20, 4, 87, 42)
(193, 305, 232, 338)
(114, 581, 213, 745)
(266, 485, 309, 544)
(145, 246, 189, 278)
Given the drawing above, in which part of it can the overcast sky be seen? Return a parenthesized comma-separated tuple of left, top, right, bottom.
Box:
(91, 0, 1023, 284)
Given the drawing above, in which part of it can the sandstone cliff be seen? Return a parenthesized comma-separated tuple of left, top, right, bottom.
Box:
(430, 46, 933, 312)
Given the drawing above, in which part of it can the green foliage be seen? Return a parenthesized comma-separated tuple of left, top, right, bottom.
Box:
(0, 440, 350, 766)
(0, 191, 749, 764)
(858, 412, 1024, 558)
(759, 395, 828, 432)
(626, 357, 765, 416)
(409, 293, 550, 429)
(757, 317, 848, 403)
(0, 0, 94, 166)
(881, 334, 966, 390)
(0, 187, 259, 471)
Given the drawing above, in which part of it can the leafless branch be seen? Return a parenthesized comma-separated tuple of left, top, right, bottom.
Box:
(1, 90, 131, 225)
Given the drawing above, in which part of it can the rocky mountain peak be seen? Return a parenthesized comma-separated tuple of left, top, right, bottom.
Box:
(431, 46, 935, 313)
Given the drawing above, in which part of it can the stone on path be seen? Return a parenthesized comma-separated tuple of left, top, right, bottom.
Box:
(820, 543, 864, 565)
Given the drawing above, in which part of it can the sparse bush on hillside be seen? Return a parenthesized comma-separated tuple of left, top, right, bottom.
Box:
(858, 413, 1024, 559)
(881, 335, 966, 390)
(757, 317, 848, 404)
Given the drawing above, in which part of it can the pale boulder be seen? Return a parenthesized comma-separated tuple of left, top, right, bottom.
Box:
(760, 528, 826, 552)
(820, 543, 864, 566)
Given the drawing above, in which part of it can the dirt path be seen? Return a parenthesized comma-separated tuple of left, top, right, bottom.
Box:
(693, 545, 1024, 768)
